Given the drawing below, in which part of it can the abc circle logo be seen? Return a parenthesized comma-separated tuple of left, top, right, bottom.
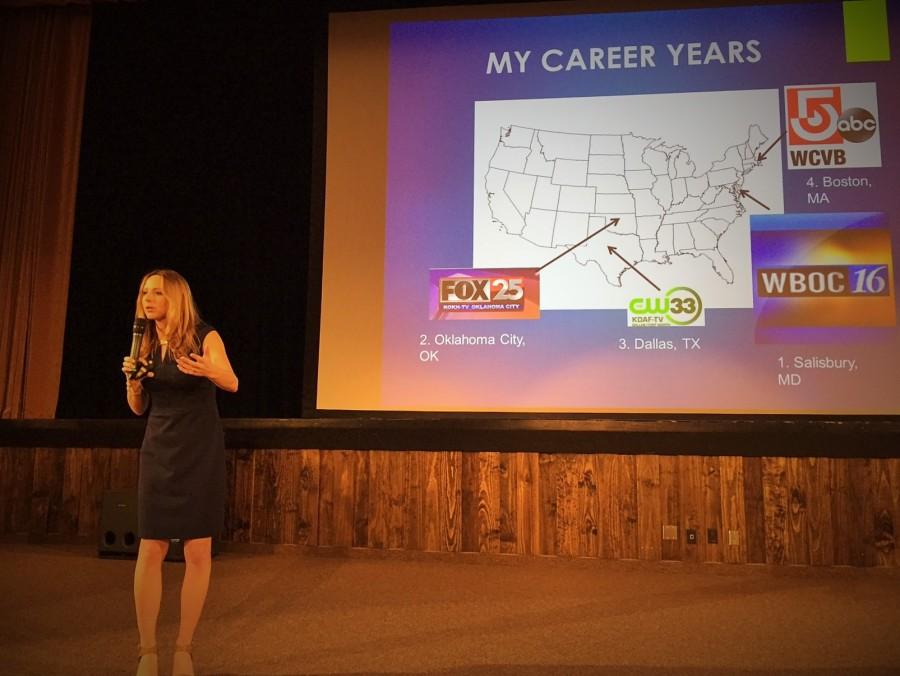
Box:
(837, 107, 876, 143)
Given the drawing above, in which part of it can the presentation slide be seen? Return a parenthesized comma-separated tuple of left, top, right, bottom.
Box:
(318, 0, 899, 414)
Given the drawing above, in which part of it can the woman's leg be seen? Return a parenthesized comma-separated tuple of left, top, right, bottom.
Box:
(172, 537, 212, 675)
(176, 537, 212, 646)
(134, 538, 169, 648)
(134, 538, 169, 675)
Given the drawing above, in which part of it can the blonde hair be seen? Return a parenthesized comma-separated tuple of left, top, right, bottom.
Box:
(134, 269, 201, 360)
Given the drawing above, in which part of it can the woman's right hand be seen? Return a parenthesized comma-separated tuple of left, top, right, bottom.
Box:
(122, 356, 155, 383)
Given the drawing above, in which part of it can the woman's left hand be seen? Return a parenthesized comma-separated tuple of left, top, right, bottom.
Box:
(176, 352, 216, 379)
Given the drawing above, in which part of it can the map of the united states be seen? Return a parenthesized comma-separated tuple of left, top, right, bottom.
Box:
(484, 124, 770, 287)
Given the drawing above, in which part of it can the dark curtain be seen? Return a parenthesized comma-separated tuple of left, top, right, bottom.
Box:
(55, 1, 312, 418)
(0, 4, 92, 418)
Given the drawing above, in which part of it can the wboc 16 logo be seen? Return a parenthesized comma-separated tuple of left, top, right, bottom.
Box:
(627, 287, 704, 327)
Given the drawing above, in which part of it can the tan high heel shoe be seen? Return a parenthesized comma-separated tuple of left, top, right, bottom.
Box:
(173, 643, 194, 676)
(136, 645, 158, 676)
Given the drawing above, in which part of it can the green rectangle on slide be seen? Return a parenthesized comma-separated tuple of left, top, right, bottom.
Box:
(844, 0, 890, 62)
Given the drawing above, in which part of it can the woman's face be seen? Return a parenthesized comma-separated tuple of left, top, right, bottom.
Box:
(141, 274, 169, 321)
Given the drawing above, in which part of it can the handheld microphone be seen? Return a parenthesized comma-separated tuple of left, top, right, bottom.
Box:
(129, 318, 148, 379)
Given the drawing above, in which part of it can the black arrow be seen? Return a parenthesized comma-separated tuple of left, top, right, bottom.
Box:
(756, 131, 785, 162)
(607, 246, 660, 291)
(537, 218, 620, 273)
(739, 188, 770, 211)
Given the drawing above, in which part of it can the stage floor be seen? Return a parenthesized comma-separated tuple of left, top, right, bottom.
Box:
(1, 543, 898, 675)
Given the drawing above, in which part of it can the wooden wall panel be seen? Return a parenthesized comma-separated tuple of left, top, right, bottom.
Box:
(659, 455, 681, 561)
(30, 447, 65, 535)
(514, 452, 540, 556)
(578, 454, 601, 558)
(702, 456, 723, 563)
(498, 452, 517, 554)
(848, 459, 875, 567)
(719, 456, 745, 564)
(805, 458, 834, 566)
(830, 457, 852, 565)
(785, 457, 810, 565)
(872, 458, 895, 567)
(555, 455, 578, 557)
(1, 447, 897, 568)
(742, 456, 766, 564)
(761, 457, 787, 565)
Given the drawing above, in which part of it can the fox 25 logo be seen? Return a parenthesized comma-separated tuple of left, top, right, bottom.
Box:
(785, 83, 881, 169)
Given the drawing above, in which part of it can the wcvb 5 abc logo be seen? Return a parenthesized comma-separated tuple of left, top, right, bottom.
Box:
(785, 83, 881, 170)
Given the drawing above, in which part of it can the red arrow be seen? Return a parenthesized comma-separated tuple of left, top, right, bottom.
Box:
(756, 131, 785, 162)
(607, 246, 660, 291)
(739, 189, 770, 211)
(537, 218, 620, 273)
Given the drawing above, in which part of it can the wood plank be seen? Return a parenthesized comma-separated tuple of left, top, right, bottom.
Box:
(352, 450, 370, 548)
(761, 457, 787, 565)
(73, 448, 109, 538)
(635, 455, 661, 561)
(419, 451, 457, 552)
(597, 454, 614, 559)
(317, 449, 336, 547)
(422, 451, 441, 552)
(60, 448, 88, 536)
(872, 458, 895, 567)
(367, 450, 388, 548)
(890, 459, 900, 567)
(498, 452, 517, 554)
(679, 455, 704, 563)
(271, 450, 296, 545)
(0, 450, 11, 533)
(848, 459, 875, 567)
(230, 448, 254, 543)
(578, 454, 601, 559)
(442, 451, 461, 552)
(9, 447, 34, 535)
(295, 450, 319, 546)
(555, 454, 579, 557)
(702, 456, 723, 563)
(784, 457, 810, 565)
(719, 456, 746, 564)
(331, 450, 355, 548)
(478, 451, 500, 554)
(251, 449, 276, 544)
(403, 451, 424, 551)
(830, 457, 851, 565)
(30, 447, 65, 536)
(460, 451, 480, 552)
(659, 454, 680, 561)
(618, 454, 639, 559)
(805, 458, 834, 566)
(538, 453, 557, 556)
(386, 451, 407, 550)
(515, 452, 540, 556)
(742, 456, 766, 564)
(223, 448, 236, 541)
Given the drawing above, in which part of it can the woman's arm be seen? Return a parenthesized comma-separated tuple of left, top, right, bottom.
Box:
(175, 330, 239, 392)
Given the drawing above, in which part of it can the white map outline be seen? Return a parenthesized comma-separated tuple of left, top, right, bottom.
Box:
(473, 90, 784, 310)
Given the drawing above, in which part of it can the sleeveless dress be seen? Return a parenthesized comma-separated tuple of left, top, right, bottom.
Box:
(138, 322, 225, 540)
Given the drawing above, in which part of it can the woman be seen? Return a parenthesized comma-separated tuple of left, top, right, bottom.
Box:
(122, 269, 238, 676)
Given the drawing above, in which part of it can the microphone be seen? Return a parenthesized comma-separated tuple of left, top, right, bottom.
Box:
(129, 318, 148, 379)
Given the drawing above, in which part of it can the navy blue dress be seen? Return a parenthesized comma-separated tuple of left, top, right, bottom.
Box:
(138, 323, 225, 540)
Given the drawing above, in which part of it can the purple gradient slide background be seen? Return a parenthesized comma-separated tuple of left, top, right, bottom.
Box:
(380, 2, 900, 413)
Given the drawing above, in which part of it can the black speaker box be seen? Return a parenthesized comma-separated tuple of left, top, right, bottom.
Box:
(98, 489, 139, 557)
